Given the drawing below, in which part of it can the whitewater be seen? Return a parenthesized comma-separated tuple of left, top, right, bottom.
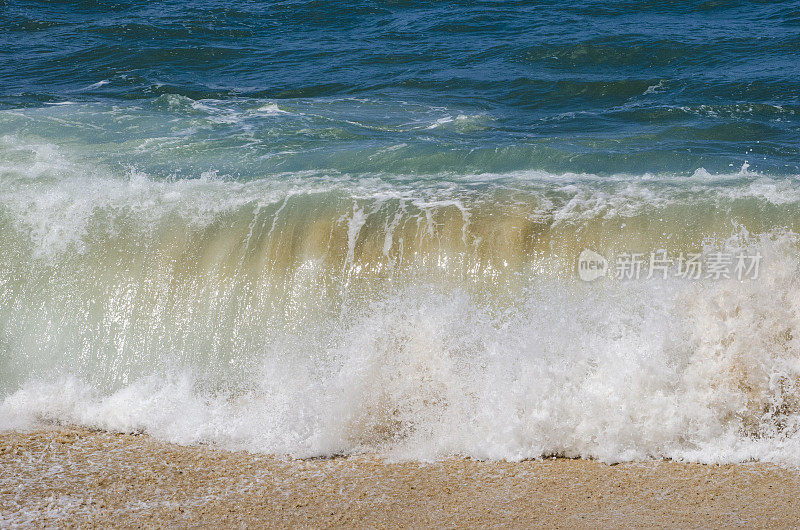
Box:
(3, 131, 800, 466)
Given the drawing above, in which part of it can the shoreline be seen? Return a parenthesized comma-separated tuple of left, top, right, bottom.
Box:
(2, 427, 799, 527)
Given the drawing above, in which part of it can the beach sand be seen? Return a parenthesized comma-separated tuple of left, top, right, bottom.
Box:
(1, 426, 798, 528)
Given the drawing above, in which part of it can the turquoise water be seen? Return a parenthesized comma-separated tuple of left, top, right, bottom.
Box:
(3, 1, 800, 464)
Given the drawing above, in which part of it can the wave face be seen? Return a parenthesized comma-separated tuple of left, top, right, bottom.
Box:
(3, 129, 800, 464)
(3, 1, 800, 465)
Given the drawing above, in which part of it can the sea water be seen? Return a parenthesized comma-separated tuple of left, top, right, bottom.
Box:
(2, 0, 800, 464)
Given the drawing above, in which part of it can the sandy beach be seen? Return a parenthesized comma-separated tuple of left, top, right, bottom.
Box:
(0, 427, 797, 528)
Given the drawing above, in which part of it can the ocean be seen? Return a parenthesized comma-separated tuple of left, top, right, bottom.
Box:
(2, 0, 800, 465)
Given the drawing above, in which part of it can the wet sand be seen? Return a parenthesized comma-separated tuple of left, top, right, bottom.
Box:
(1, 427, 799, 528)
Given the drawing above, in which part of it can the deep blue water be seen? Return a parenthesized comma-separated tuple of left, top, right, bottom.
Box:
(2, 0, 800, 175)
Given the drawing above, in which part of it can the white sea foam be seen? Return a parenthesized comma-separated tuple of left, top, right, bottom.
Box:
(426, 113, 491, 132)
(2, 139, 800, 464)
(3, 230, 800, 465)
(254, 103, 289, 116)
(643, 80, 666, 95)
(85, 80, 110, 90)
(1, 137, 798, 260)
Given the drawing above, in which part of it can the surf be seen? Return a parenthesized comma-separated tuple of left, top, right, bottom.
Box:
(2, 136, 800, 464)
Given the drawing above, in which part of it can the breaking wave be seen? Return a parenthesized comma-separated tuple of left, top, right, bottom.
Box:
(3, 138, 800, 465)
